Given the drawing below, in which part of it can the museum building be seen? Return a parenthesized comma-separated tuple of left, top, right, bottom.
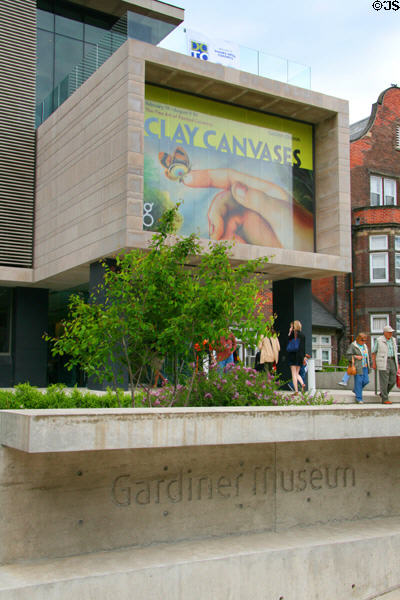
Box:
(0, 0, 351, 387)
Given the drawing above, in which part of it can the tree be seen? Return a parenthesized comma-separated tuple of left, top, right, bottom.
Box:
(47, 205, 272, 406)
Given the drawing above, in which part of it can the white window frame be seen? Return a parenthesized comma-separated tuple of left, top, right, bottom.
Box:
(370, 314, 389, 349)
(369, 235, 388, 251)
(370, 175, 397, 206)
(370, 252, 389, 283)
(312, 334, 332, 366)
(371, 314, 389, 333)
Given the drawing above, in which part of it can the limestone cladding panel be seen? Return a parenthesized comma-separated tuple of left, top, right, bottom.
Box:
(315, 114, 351, 259)
(35, 42, 145, 281)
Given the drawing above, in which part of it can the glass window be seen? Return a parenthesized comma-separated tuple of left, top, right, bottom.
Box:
(55, 11, 84, 39)
(312, 335, 332, 367)
(0, 289, 12, 354)
(369, 235, 388, 250)
(384, 178, 396, 205)
(371, 314, 389, 333)
(396, 254, 400, 282)
(370, 175, 381, 206)
(36, 2, 118, 123)
(396, 315, 400, 332)
(370, 253, 388, 282)
(321, 349, 331, 363)
(396, 236, 400, 251)
(37, 8, 54, 32)
(36, 29, 55, 106)
(54, 35, 84, 87)
(370, 175, 397, 206)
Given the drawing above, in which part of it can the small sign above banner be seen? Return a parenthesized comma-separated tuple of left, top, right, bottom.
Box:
(186, 29, 240, 69)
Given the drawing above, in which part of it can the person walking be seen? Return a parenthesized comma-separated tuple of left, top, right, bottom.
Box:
(257, 329, 280, 372)
(371, 325, 398, 405)
(346, 333, 370, 404)
(287, 320, 306, 392)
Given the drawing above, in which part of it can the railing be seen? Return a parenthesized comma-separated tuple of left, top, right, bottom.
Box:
(159, 26, 311, 89)
(36, 16, 311, 127)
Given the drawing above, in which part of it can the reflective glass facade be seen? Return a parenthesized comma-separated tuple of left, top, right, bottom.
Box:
(36, 0, 117, 116)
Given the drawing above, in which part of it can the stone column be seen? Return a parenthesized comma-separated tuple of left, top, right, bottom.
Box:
(272, 278, 312, 389)
(88, 260, 128, 390)
(12, 287, 49, 386)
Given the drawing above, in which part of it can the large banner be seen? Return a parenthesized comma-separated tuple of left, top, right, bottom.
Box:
(143, 86, 314, 252)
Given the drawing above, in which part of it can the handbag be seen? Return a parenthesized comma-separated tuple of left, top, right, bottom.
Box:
(396, 366, 400, 388)
(286, 336, 300, 352)
(347, 356, 356, 376)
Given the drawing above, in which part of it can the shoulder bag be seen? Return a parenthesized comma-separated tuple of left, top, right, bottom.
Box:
(347, 356, 356, 376)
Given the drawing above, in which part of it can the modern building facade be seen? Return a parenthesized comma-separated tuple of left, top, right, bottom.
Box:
(313, 85, 400, 360)
(0, 0, 351, 387)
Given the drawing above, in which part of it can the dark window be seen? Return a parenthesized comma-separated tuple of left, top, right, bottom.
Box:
(0, 288, 12, 354)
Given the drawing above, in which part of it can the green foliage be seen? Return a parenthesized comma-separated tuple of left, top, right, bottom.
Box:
(0, 380, 332, 410)
(0, 384, 133, 410)
(45, 204, 272, 406)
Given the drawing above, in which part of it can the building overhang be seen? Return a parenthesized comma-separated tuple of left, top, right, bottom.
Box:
(33, 39, 351, 291)
(70, 0, 184, 25)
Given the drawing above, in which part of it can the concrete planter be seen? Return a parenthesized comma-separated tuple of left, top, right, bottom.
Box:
(0, 405, 399, 599)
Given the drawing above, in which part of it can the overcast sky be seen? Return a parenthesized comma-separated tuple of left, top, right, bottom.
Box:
(161, 0, 399, 124)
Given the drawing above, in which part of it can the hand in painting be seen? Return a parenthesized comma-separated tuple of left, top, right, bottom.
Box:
(182, 168, 313, 250)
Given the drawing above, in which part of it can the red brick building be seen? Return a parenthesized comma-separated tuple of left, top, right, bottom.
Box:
(313, 85, 400, 361)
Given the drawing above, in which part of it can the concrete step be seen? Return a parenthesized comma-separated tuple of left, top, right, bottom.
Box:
(1, 516, 400, 599)
(321, 389, 400, 404)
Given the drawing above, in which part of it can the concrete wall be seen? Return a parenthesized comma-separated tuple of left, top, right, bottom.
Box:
(0, 407, 400, 598)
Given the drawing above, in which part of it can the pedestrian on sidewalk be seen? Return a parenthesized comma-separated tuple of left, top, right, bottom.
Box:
(346, 333, 370, 404)
(371, 325, 398, 405)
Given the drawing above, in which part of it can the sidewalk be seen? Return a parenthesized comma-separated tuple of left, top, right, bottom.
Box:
(324, 388, 400, 404)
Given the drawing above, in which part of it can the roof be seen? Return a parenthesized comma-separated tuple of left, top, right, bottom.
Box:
(350, 117, 370, 142)
(350, 85, 399, 142)
(312, 297, 343, 330)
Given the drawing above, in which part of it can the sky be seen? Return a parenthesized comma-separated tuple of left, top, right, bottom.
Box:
(160, 0, 400, 124)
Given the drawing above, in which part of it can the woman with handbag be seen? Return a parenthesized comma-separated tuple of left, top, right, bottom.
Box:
(346, 332, 370, 404)
(287, 320, 306, 392)
(257, 328, 280, 373)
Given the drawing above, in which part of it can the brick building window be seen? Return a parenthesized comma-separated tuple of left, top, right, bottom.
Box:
(370, 175, 397, 206)
(371, 314, 389, 348)
(312, 334, 331, 366)
(369, 235, 388, 282)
